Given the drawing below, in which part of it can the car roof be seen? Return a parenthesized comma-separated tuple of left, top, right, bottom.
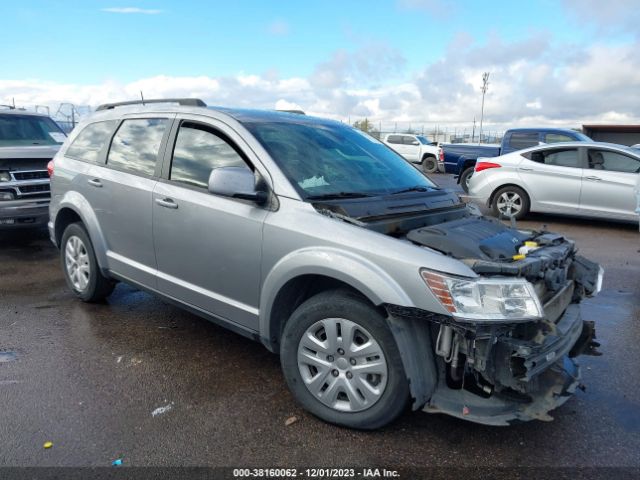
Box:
(0, 109, 51, 118)
(86, 102, 340, 128)
(516, 141, 640, 155)
(506, 127, 581, 134)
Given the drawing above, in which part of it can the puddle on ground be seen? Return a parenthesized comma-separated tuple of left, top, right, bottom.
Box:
(0, 351, 17, 363)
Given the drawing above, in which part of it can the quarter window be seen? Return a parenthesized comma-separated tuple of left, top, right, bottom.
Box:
(588, 150, 640, 173)
(107, 118, 168, 176)
(509, 132, 539, 150)
(170, 123, 248, 189)
(66, 121, 117, 163)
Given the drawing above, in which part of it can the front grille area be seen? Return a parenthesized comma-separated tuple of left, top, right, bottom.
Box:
(17, 184, 50, 194)
(12, 170, 49, 181)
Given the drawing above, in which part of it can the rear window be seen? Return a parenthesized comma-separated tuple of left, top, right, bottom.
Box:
(0, 114, 66, 147)
(107, 118, 168, 176)
(545, 133, 574, 143)
(509, 132, 539, 150)
(66, 121, 118, 163)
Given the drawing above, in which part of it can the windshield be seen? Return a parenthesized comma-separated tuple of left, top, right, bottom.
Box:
(245, 121, 437, 198)
(0, 114, 66, 147)
(574, 132, 592, 142)
(417, 135, 429, 145)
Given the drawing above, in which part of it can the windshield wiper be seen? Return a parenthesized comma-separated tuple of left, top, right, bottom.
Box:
(388, 185, 437, 195)
(306, 192, 374, 200)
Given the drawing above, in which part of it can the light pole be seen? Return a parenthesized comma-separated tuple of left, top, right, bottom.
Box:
(478, 72, 490, 144)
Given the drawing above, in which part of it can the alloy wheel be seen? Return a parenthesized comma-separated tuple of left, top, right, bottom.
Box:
(65, 235, 90, 291)
(496, 191, 523, 217)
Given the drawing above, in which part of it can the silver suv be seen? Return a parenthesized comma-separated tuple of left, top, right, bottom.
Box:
(49, 99, 603, 428)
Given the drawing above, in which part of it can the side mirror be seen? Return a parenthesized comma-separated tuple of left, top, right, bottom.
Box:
(208, 167, 268, 205)
(411, 140, 420, 146)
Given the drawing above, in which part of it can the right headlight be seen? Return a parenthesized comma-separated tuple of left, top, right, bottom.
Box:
(0, 171, 10, 182)
(421, 269, 543, 322)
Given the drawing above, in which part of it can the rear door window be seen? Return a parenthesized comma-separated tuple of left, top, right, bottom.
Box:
(509, 132, 539, 150)
(529, 148, 580, 168)
(66, 121, 118, 163)
(107, 118, 168, 176)
(588, 149, 640, 173)
(170, 122, 249, 189)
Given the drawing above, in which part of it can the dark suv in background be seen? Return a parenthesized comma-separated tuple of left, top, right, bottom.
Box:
(0, 108, 66, 228)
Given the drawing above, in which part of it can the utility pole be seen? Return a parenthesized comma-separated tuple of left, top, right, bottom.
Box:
(471, 117, 476, 143)
(478, 72, 490, 144)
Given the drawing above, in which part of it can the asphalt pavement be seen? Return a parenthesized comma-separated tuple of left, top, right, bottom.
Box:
(1, 174, 639, 470)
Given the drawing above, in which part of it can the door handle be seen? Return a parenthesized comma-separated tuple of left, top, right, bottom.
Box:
(155, 197, 178, 209)
(518, 167, 534, 171)
(585, 176, 602, 181)
(87, 178, 102, 187)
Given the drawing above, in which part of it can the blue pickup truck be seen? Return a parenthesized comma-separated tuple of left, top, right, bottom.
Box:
(443, 127, 592, 192)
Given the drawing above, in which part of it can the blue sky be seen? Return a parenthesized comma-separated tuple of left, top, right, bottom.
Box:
(2, 0, 639, 126)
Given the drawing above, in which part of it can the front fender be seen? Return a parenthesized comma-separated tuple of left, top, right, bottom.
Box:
(55, 191, 109, 272)
(259, 247, 413, 342)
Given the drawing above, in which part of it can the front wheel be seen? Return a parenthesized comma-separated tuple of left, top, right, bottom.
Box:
(459, 167, 474, 193)
(491, 186, 530, 220)
(421, 156, 438, 174)
(61, 222, 115, 302)
(280, 290, 409, 430)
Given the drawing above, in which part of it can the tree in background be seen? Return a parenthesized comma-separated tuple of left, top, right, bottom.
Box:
(353, 118, 380, 138)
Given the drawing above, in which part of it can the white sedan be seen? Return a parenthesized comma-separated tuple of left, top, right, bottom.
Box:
(467, 142, 640, 221)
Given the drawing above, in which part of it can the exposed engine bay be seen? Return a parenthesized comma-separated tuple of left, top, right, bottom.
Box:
(315, 189, 603, 424)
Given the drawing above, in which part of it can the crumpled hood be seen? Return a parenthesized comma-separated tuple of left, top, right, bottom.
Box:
(406, 215, 533, 261)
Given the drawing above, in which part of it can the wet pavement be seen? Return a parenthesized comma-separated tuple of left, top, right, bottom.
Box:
(0, 174, 639, 468)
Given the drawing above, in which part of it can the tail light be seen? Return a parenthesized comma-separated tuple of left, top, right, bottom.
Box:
(47, 160, 54, 177)
(438, 148, 444, 162)
(475, 161, 501, 173)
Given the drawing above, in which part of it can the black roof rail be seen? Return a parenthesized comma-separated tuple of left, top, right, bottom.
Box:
(276, 109, 306, 115)
(95, 98, 207, 111)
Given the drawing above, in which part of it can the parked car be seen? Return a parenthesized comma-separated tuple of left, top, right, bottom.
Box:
(381, 133, 443, 174)
(49, 99, 602, 428)
(443, 128, 592, 192)
(0, 109, 66, 228)
(468, 141, 640, 221)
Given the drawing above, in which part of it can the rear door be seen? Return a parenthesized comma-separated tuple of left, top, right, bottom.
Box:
(579, 148, 640, 220)
(517, 146, 584, 213)
(92, 114, 174, 286)
(152, 116, 269, 331)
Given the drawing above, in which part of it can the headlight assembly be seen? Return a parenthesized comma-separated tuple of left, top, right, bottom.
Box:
(0, 171, 10, 182)
(421, 269, 543, 322)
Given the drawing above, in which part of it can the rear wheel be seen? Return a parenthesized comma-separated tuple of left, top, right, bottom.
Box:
(491, 186, 530, 220)
(459, 167, 474, 193)
(280, 290, 409, 430)
(421, 156, 438, 174)
(61, 222, 115, 302)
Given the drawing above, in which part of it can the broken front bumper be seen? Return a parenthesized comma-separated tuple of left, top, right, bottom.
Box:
(424, 303, 597, 426)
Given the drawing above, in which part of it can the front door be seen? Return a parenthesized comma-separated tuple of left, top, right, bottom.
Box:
(579, 148, 640, 220)
(152, 118, 268, 330)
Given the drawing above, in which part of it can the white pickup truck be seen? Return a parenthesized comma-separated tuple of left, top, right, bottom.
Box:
(381, 133, 443, 174)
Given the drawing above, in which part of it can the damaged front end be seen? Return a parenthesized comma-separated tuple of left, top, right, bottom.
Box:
(407, 216, 603, 425)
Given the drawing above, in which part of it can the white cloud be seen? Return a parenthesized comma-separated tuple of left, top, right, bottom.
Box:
(3, 35, 640, 129)
(267, 19, 290, 36)
(102, 7, 163, 14)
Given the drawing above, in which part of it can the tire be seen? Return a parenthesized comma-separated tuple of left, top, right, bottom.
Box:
(491, 185, 530, 220)
(60, 222, 115, 302)
(459, 167, 474, 193)
(280, 290, 409, 430)
(421, 156, 438, 174)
